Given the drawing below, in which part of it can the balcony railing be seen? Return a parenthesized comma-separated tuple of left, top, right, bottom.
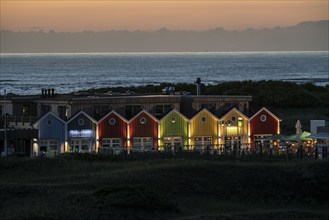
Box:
(6, 115, 38, 127)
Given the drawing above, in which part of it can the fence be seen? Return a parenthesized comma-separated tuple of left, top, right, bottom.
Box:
(98, 143, 329, 161)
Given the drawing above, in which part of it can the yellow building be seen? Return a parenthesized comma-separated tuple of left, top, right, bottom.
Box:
(218, 108, 249, 149)
(189, 109, 219, 149)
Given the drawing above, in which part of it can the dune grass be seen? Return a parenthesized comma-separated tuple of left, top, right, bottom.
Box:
(0, 155, 328, 219)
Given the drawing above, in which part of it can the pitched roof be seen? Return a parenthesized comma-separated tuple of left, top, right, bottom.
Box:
(67, 110, 97, 124)
(32, 111, 66, 127)
(190, 108, 220, 121)
(218, 107, 249, 121)
(159, 109, 189, 122)
(98, 110, 128, 124)
(128, 110, 159, 123)
(249, 107, 281, 121)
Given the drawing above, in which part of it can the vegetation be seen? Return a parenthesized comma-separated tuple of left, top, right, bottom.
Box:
(1, 156, 328, 219)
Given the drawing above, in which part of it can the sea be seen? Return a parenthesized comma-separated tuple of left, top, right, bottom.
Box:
(0, 52, 328, 95)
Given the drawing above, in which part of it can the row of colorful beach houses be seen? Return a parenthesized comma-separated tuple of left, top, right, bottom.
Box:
(31, 107, 281, 156)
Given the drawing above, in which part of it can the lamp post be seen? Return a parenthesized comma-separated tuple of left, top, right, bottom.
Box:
(4, 89, 7, 156)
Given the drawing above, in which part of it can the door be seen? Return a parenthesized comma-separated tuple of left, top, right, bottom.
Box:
(133, 137, 153, 150)
(194, 136, 212, 150)
(70, 139, 92, 153)
(164, 137, 183, 150)
(225, 136, 242, 151)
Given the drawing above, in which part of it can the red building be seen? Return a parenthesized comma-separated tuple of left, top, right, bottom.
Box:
(97, 110, 128, 149)
(249, 107, 281, 148)
(128, 110, 158, 149)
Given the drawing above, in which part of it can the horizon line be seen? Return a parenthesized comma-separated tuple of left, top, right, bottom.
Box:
(1, 19, 327, 33)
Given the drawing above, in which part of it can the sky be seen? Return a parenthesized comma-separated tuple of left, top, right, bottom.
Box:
(0, 0, 328, 32)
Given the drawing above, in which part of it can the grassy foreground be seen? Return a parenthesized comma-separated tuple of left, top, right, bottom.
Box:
(0, 155, 328, 220)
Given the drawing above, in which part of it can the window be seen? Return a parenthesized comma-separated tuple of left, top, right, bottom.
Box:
(238, 117, 243, 127)
(194, 137, 202, 142)
(231, 116, 236, 122)
(46, 119, 52, 126)
(125, 105, 142, 119)
(22, 105, 30, 116)
(140, 117, 146, 124)
(260, 115, 267, 122)
(102, 138, 121, 148)
(133, 137, 152, 148)
(109, 118, 116, 125)
(39, 140, 57, 155)
(70, 140, 79, 152)
(102, 138, 112, 147)
(39, 140, 48, 153)
(81, 139, 89, 152)
(201, 116, 206, 123)
(49, 140, 58, 153)
(155, 104, 172, 114)
(58, 106, 67, 119)
(78, 118, 85, 126)
(204, 137, 212, 142)
(171, 117, 176, 123)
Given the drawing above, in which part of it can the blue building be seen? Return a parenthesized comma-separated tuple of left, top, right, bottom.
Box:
(66, 111, 97, 153)
(32, 111, 66, 156)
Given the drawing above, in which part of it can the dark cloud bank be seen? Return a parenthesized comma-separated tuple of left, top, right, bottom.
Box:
(1, 20, 328, 53)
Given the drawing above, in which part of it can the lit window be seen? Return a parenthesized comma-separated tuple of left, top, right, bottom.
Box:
(78, 118, 85, 126)
(109, 118, 116, 125)
(238, 117, 243, 127)
(195, 137, 202, 141)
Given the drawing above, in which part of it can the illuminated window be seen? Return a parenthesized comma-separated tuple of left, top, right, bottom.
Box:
(238, 117, 243, 127)
(140, 117, 146, 124)
(260, 115, 267, 122)
(109, 118, 116, 125)
(78, 118, 85, 126)
(194, 137, 202, 142)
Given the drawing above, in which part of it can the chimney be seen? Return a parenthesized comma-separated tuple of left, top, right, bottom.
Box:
(47, 88, 51, 98)
(195, 77, 201, 96)
(51, 88, 55, 98)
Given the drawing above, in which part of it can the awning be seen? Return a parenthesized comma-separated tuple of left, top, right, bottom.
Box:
(263, 134, 288, 140)
(286, 131, 311, 141)
(306, 133, 329, 140)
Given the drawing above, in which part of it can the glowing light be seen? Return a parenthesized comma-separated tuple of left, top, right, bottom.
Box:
(238, 117, 243, 127)
(227, 127, 238, 135)
(69, 129, 93, 138)
(188, 122, 191, 145)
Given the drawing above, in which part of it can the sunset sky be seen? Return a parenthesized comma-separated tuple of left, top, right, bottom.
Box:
(1, 0, 328, 32)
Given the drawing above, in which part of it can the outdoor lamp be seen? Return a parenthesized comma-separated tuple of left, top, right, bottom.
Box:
(238, 117, 243, 127)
